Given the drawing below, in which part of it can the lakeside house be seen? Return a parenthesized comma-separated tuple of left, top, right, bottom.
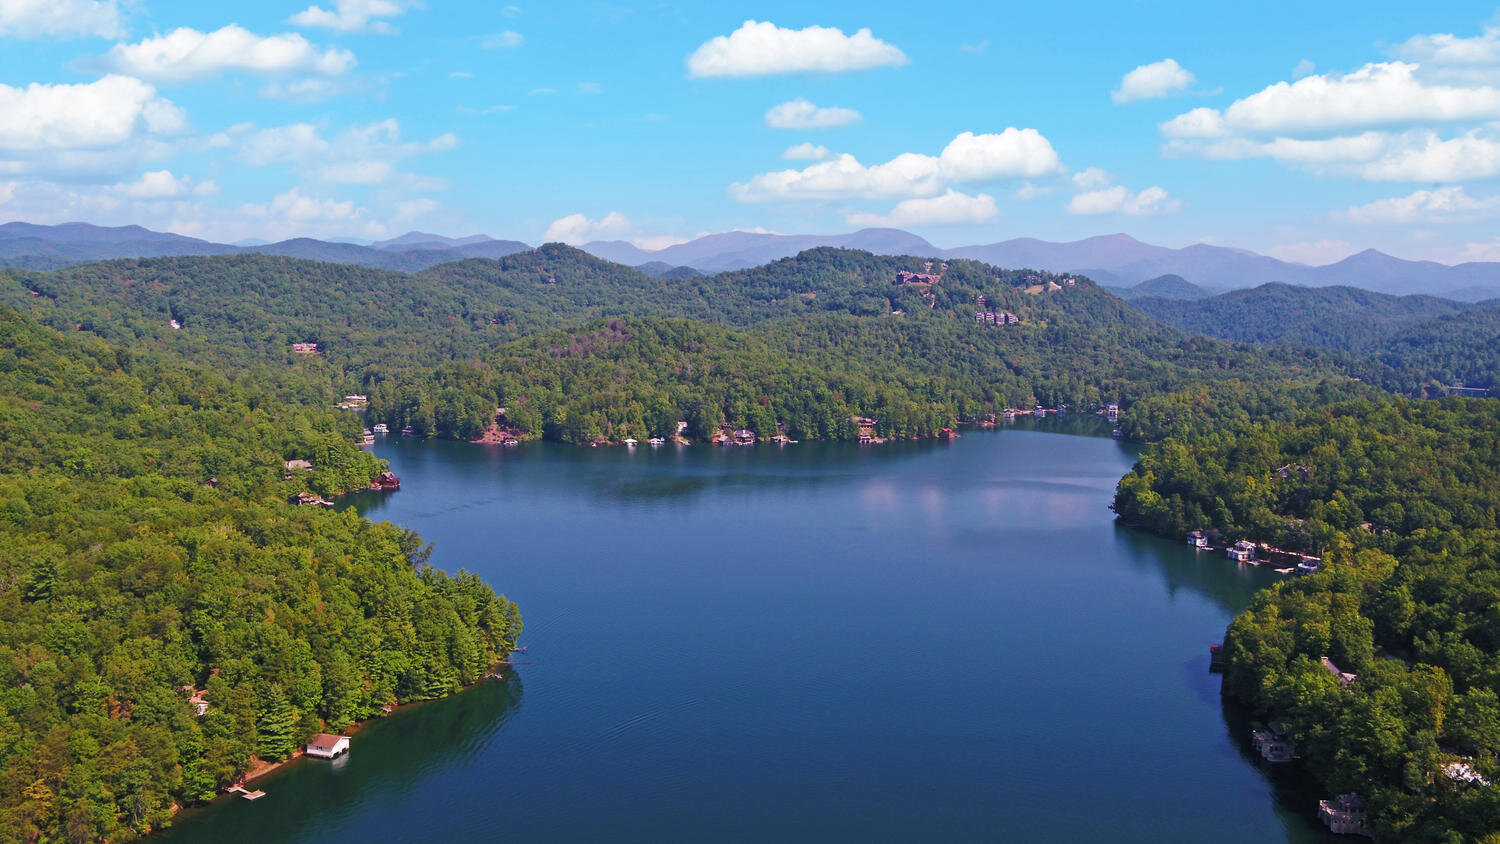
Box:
(1318, 793, 1372, 837)
(852, 416, 877, 444)
(1252, 727, 1296, 763)
(1034, 405, 1046, 418)
(623, 438, 638, 446)
(1228, 540, 1256, 562)
(306, 733, 350, 759)
(733, 429, 756, 445)
(370, 471, 400, 491)
(1106, 403, 1119, 421)
(1296, 556, 1323, 576)
(1186, 530, 1210, 549)
(372, 423, 389, 434)
(292, 491, 334, 508)
(1322, 656, 1357, 687)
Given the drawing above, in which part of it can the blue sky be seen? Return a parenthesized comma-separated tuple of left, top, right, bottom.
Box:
(4, 1, 1500, 262)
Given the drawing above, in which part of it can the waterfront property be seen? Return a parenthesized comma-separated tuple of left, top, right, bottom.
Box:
(306, 734, 350, 759)
(1319, 793, 1372, 837)
(1227, 540, 1256, 562)
(1186, 530, 1210, 549)
(1252, 728, 1296, 763)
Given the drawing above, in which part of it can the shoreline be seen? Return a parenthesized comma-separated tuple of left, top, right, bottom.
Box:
(166, 663, 515, 826)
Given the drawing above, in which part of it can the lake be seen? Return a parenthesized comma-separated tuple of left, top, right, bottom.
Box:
(161, 421, 1324, 842)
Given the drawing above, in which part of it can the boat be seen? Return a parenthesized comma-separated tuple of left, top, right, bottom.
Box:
(372, 423, 389, 434)
(401, 425, 416, 437)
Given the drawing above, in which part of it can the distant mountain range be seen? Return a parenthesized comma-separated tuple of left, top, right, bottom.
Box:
(0, 222, 529, 273)
(5, 221, 1500, 300)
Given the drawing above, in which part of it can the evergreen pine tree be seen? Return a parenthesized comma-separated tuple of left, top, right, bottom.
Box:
(255, 685, 298, 760)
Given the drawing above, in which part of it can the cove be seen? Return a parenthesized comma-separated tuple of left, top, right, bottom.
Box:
(160, 421, 1324, 842)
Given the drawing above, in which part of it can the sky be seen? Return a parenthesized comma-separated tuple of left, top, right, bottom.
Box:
(4, 1, 1500, 263)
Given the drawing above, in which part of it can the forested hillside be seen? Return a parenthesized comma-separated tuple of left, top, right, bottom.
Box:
(2, 246, 1367, 445)
(1115, 390, 1500, 839)
(0, 305, 520, 841)
(1129, 283, 1499, 389)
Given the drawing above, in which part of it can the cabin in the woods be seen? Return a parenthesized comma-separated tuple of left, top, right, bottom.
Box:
(291, 342, 319, 354)
(1322, 657, 1357, 687)
(894, 271, 941, 286)
(306, 733, 350, 759)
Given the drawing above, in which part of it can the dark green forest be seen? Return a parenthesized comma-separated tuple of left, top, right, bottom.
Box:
(1129, 282, 1500, 391)
(1115, 389, 1500, 839)
(3, 247, 1364, 445)
(0, 305, 519, 841)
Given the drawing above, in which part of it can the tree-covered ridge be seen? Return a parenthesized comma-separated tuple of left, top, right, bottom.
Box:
(1115, 394, 1500, 839)
(1129, 283, 1500, 391)
(0, 305, 520, 842)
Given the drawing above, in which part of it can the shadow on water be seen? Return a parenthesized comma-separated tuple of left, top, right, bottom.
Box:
(158, 674, 524, 843)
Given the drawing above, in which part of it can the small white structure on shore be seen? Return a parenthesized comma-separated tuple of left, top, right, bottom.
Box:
(1227, 540, 1256, 562)
(306, 733, 350, 759)
(1186, 530, 1210, 549)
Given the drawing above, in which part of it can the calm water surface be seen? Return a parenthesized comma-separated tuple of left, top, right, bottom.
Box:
(164, 421, 1325, 842)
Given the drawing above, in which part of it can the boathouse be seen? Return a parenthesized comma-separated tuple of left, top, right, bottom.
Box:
(1227, 540, 1256, 562)
(1252, 728, 1296, 762)
(306, 733, 350, 759)
(1186, 530, 1210, 549)
(1318, 793, 1372, 837)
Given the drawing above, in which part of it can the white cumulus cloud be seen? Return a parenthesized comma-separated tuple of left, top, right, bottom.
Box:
(102, 24, 356, 83)
(1342, 185, 1500, 223)
(782, 142, 831, 161)
(236, 118, 454, 187)
(686, 20, 908, 78)
(288, 0, 411, 34)
(1113, 58, 1195, 103)
(764, 98, 861, 129)
(0, 0, 124, 39)
(1162, 62, 1500, 139)
(543, 211, 632, 244)
(847, 189, 998, 227)
(731, 128, 1061, 201)
(118, 169, 191, 198)
(1067, 184, 1179, 216)
(0, 75, 183, 152)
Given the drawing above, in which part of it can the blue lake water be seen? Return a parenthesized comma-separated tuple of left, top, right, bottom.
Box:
(161, 422, 1324, 842)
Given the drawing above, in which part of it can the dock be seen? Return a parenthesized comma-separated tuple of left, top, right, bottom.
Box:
(226, 785, 266, 801)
